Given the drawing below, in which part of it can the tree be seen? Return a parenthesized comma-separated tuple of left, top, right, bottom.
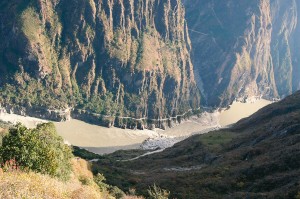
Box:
(147, 184, 170, 199)
(0, 123, 73, 181)
(94, 173, 108, 191)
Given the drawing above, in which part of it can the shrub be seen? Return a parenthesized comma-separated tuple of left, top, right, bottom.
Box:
(0, 123, 73, 181)
(147, 184, 170, 199)
(1, 158, 20, 172)
(108, 186, 125, 199)
(94, 173, 125, 198)
(94, 173, 109, 191)
(79, 175, 93, 185)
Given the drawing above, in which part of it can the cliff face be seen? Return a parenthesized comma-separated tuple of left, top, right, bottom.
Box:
(271, 0, 300, 97)
(183, 0, 300, 106)
(0, 0, 200, 121)
(1, 0, 298, 119)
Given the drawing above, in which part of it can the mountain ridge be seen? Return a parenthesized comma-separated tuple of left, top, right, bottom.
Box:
(1, 0, 300, 127)
(184, 0, 300, 106)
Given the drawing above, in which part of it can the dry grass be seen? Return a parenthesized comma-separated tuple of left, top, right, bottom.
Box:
(71, 158, 94, 180)
(0, 158, 113, 199)
(0, 126, 9, 135)
(123, 196, 144, 199)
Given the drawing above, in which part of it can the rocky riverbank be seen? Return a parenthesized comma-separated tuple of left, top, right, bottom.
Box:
(0, 103, 196, 130)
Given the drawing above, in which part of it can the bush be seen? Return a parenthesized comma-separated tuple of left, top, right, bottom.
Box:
(94, 173, 109, 191)
(0, 123, 73, 181)
(79, 175, 93, 185)
(147, 184, 170, 199)
(108, 186, 125, 199)
(94, 173, 125, 198)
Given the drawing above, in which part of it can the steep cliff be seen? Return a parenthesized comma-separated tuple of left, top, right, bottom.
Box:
(183, 0, 300, 106)
(271, 0, 300, 97)
(0, 0, 200, 124)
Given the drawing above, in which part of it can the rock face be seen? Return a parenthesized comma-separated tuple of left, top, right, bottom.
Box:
(1, 0, 299, 122)
(0, 104, 71, 122)
(183, 0, 300, 106)
(0, 0, 200, 122)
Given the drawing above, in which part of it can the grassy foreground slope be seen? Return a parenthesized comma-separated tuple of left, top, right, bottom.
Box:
(0, 158, 112, 199)
(0, 123, 147, 199)
(93, 91, 300, 199)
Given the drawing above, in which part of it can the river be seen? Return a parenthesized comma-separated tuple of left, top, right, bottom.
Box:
(0, 99, 272, 154)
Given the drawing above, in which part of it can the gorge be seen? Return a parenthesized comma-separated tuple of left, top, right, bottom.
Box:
(0, 0, 200, 129)
(0, 0, 299, 127)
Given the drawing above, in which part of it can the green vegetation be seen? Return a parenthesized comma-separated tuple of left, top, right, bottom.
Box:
(0, 71, 122, 115)
(83, 92, 120, 116)
(147, 184, 170, 199)
(198, 130, 237, 150)
(135, 33, 145, 68)
(108, 186, 125, 199)
(0, 123, 73, 181)
(105, 149, 150, 161)
(94, 173, 125, 199)
(0, 72, 69, 109)
(0, 0, 200, 122)
(109, 28, 129, 61)
(72, 146, 103, 160)
(0, 156, 115, 199)
(124, 93, 142, 115)
(0, 123, 135, 198)
(94, 173, 109, 191)
(90, 91, 300, 199)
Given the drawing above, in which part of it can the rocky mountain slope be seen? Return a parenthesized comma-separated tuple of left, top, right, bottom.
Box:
(0, 0, 200, 125)
(94, 90, 300, 198)
(183, 0, 300, 106)
(1, 0, 299, 124)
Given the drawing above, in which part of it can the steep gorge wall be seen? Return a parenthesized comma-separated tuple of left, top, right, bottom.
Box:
(183, 0, 300, 106)
(271, 0, 300, 97)
(0, 0, 200, 124)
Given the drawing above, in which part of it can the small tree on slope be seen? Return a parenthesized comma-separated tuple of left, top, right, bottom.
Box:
(0, 123, 73, 181)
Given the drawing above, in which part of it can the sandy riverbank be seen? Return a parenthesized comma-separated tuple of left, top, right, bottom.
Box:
(0, 112, 47, 128)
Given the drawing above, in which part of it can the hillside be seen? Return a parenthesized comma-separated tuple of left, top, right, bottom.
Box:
(93, 91, 300, 198)
(0, 0, 200, 127)
(183, 0, 300, 106)
(0, 122, 149, 199)
(0, 158, 113, 199)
